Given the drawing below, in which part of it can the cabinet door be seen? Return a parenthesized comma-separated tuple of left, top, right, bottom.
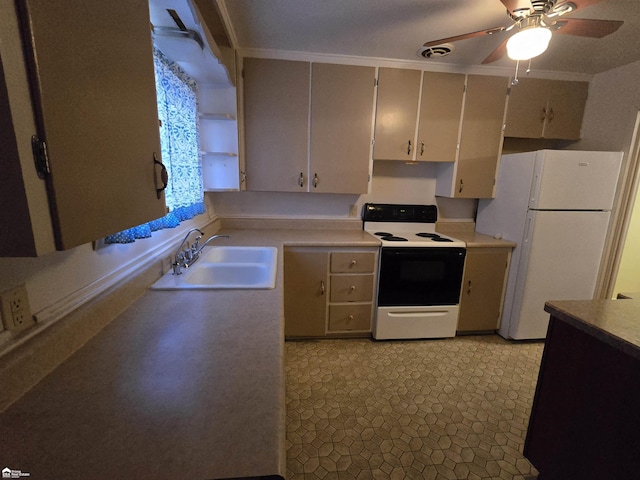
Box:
(417, 72, 465, 162)
(504, 77, 549, 139)
(18, 0, 166, 250)
(543, 81, 588, 140)
(454, 75, 509, 198)
(457, 248, 510, 332)
(373, 68, 421, 161)
(310, 63, 375, 194)
(284, 249, 328, 337)
(243, 58, 310, 192)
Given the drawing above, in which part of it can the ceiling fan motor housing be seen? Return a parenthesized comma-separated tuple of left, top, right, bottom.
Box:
(509, 0, 556, 20)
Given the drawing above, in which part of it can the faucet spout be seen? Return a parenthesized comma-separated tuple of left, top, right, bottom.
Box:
(195, 234, 230, 254)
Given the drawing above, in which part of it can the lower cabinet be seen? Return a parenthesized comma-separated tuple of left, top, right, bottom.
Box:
(457, 247, 511, 333)
(284, 247, 378, 338)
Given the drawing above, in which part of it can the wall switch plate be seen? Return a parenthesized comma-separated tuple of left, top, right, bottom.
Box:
(0, 285, 35, 333)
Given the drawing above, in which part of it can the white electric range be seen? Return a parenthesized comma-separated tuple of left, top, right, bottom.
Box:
(363, 203, 467, 339)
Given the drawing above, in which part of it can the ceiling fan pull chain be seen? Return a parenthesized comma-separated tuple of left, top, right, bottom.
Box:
(511, 59, 520, 86)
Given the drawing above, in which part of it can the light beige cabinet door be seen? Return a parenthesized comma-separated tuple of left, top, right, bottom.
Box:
(417, 72, 465, 162)
(243, 58, 310, 192)
(310, 63, 375, 194)
(543, 81, 588, 140)
(504, 78, 588, 140)
(284, 248, 328, 337)
(504, 78, 549, 138)
(457, 248, 510, 333)
(453, 75, 509, 198)
(373, 68, 421, 161)
(14, 0, 166, 251)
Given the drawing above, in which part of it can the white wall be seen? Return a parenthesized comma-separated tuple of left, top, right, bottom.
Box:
(575, 60, 640, 295)
(575, 60, 640, 154)
(0, 204, 216, 340)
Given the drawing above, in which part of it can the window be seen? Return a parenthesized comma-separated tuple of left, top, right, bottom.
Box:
(105, 48, 204, 244)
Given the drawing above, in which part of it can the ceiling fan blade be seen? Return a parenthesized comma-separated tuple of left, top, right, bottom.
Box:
(481, 38, 509, 64)
(423, 27, 506, 47)
(499, 0, 533, 16)
(550, 18, 623, 38)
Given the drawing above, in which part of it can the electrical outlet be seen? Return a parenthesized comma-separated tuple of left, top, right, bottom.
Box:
(0, 285, 35, 333)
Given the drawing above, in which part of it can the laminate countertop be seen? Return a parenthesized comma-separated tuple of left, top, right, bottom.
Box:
(544, 299, 640, 360)
(0, 228, 380, 480)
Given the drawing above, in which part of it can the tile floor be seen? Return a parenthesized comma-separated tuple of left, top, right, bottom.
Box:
(285, 335, 544, 480)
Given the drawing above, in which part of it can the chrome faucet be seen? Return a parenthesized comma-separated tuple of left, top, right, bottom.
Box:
(172, 229, 230, 274)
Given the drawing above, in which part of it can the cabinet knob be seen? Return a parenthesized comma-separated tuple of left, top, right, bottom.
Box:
(347, 314, 354, 323)
(540, 107, 547, 122)
(547, 107, 555, 122)
(350, 259, 357, 267)
(420, 142, 425, 156)
(298, 172, 304, 188)
(313, 173, 319, 188)
(467, 280, 472, 295)
(349, 285, 357, 292)
(407, 140, 412, 155)
(458, 179, 464, 193)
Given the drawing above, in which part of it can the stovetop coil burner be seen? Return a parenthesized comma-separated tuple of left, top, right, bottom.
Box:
(380, 236, 408, 242)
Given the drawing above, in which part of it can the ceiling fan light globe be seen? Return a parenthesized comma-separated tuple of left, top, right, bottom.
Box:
(506, 27, 552, 60)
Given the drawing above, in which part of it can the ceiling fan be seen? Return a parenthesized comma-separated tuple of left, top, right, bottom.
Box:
(422, 0, 623, 64)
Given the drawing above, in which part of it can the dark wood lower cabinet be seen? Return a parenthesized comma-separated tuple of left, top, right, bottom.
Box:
(524, 314, 640, 479)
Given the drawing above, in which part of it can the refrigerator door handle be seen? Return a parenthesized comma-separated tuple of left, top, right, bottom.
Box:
(524, 214, 534, 244)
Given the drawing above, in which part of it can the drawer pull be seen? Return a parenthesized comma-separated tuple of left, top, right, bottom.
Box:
(350, 285, 357, 292)
(347, 315, 354, 323)
(320, 280, 325, 295)
(350, 259, 357, 267)
(467, 280, 472, 295)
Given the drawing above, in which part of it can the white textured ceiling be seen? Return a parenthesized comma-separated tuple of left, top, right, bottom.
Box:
(221, 0, 640, 76)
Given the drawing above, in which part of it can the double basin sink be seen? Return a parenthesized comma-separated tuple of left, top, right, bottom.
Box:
(151, 246, 278, 290)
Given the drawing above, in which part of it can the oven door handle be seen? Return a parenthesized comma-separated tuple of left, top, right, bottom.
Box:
(388, 310, 451, 318)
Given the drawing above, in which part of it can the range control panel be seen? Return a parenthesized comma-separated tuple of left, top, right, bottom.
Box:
(362, 203, 438, 223)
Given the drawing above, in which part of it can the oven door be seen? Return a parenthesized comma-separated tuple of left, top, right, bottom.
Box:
(378, 247, 466, 307)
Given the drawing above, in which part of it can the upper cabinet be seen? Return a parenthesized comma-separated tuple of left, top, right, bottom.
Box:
(418, 72, 466, 162)
(1, 0, 166, 256)
(309, 63, 375, 193)
(504, 78, 589, 140)
(242, 58, 310, 192)
(242, 57, 375, 194)
(436, 75, 510, 199)
(372, 68, 421, 161)
(373, 68, 465, 162)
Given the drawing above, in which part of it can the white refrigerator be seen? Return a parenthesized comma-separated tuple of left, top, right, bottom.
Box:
(476, 150, 623, 340)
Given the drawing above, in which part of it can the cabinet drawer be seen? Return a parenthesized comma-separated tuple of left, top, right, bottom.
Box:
(330, 274, 374, 302)
(330, 252, 376, 273)
(328, 304, 372, 331)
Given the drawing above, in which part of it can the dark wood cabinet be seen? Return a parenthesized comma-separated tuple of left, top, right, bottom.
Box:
(525, 305, 640, 479)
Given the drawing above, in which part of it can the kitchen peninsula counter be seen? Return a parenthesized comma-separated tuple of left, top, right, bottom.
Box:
(0, 228, 380, 480)
(524, 299, 640, 480)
